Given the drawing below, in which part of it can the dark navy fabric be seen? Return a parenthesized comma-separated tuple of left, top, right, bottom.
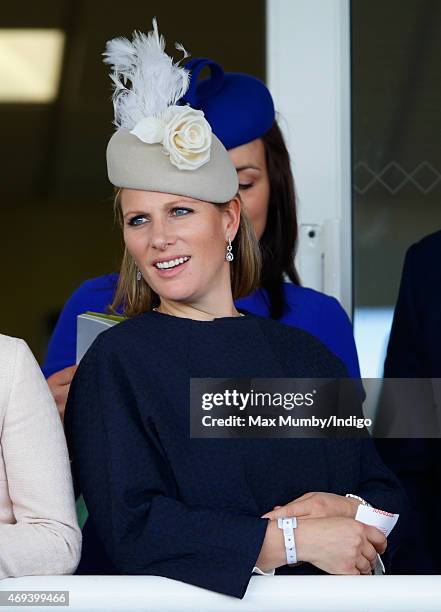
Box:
(181, 58, 275, 150)
(377, 230, 441, 573)
(384, 231, 441, 378)
(65, 312, 405, 597)
(44, 276, 363, 578)
(42, 275, 361, 380)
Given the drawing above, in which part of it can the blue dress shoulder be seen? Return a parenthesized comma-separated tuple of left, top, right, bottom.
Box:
(42, 274, 361, 379)
(42, 274, 120, 377)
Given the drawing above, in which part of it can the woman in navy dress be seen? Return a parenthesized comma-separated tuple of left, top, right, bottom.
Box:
(65, 23, 404, 597)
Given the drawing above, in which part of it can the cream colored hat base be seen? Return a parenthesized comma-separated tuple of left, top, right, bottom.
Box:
(106, 129, 238, 203)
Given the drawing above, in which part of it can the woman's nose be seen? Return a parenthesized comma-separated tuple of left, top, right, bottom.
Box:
(150, 220, 175, 250)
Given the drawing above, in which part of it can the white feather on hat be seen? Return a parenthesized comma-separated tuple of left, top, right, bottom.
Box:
(103, 18, 190, 129)
(104, 20, 238, 199)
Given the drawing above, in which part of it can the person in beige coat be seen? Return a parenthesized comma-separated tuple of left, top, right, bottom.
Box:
(0, 334, 81, 578)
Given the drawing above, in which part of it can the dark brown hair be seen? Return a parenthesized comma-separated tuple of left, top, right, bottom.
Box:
(260, 120, 301, 319)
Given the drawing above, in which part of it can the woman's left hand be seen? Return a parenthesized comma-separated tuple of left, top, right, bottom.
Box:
(261, 492, 361, 521)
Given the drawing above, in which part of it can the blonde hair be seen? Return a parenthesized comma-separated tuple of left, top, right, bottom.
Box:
(110, 189, 261, 317)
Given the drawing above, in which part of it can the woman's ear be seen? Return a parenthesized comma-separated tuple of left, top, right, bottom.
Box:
(223, 196, 241, 241)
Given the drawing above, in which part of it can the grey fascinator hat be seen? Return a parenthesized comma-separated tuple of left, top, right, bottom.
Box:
(104, 20, 238, 203)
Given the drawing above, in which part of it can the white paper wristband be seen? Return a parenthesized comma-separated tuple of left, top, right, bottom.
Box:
(277, 517, 297, 565)
(345, 493, 372, 507)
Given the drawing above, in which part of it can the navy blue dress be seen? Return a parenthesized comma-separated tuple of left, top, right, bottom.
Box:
(65, 311, 405, 598)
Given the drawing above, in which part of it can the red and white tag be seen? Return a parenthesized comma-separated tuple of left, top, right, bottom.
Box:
(355, 504, 399, 536)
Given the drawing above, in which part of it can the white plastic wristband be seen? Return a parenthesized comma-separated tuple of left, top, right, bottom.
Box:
(277, 517, 297, 565)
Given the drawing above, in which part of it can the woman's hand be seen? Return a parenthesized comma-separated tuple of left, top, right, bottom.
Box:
(261, 492, 361, 521)
(47, 365, 78, 423)
(296, 517, 386, 575)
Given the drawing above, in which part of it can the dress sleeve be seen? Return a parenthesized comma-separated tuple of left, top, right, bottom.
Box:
(355, 438, 409, 569)
(42, 282, 93, 378)
(357, 439, 407, 514)
(317, 296, 361, 380)
(0, 339, 81, 578)
(42, 276, 118, 378)
(65, 340, 268, 599)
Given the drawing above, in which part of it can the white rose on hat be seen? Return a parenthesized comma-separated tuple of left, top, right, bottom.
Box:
(130, 105, 212, 171)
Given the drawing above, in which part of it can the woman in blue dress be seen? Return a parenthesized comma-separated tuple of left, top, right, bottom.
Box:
(43, 60, 360, 419)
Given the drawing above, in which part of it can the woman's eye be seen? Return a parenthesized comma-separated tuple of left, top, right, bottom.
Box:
(128, 215, 147, 226)
(171, 207, 192, 216)
(239, 183, 253, 191)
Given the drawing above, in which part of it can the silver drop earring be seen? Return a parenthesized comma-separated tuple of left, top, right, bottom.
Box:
(136, 266, 142, 282)
(226, 237, 234, 262)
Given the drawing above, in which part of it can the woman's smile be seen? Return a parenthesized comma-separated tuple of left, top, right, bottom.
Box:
(152, 255, 191, 277)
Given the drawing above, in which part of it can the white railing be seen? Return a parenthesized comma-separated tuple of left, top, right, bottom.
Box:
(1, 575, 441, 611)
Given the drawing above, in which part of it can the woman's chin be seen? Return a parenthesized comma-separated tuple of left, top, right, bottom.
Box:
(153, 288, 197, 304)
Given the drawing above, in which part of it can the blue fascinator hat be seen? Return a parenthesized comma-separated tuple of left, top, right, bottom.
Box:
(181, 58, 275, 150)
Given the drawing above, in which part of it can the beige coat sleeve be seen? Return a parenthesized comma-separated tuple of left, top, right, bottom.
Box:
(0, 335, 81, 578)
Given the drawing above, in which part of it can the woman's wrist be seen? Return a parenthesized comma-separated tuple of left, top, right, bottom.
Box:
(255, 519, 286, 571)
(294, 519, 311, 564)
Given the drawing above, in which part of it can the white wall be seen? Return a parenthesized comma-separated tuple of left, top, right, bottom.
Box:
(266, 0, 352, 315)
